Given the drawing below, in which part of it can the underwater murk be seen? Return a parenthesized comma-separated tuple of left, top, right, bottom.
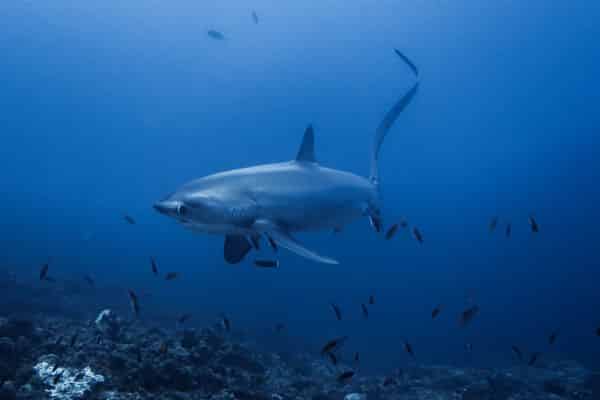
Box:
(1, 1, 600, 399)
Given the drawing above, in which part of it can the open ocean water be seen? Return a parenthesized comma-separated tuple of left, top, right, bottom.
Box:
(1, 1, 600, 399)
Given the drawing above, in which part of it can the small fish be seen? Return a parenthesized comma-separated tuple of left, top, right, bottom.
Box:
(266, 235, 278, 252)
(489, 216, 498, 233)
(326, 351, 337, 365)
(128, 289, 140, 317)
(320, 336, 348, 356)
(464, 343, 473, 353)
(511, 345, 523, 361)
(361, 304, 369, 319)
(399, 219, 408, 228)
(549, 331, 559, 345)
(331, 303, 342, 321)
(70, 333, 78, 347)
(84, 275, 95, 287)
(159, 342, 168, 355)
(383, 377, 396, 386)
(124, 215, 136, 225)
(528, 215, 539, 233)
(505, 223, 512, 238)
(165, 272, 179, 281)
(275, 323, 285, 333)
(393, 49, 419, 77)
(459, 305, 480, 327)
(528, 352, 541, 366)
(403, 340, 415, 359)
(207, 30, 225, 40)
(150, 257, 159, 276)
(431, 304, 443, 319)
(354, 352, 360, 363)
(177, 314, 192, 325)
(251, 10, 259, 24)
(254, 259, 279, 268)
(221, 315, 231, 332)
(96, 335, 102, 345)
(385, 224, 399, 240)
(55, 335, 64, 346)
(369, 295, 375, 305)
(51, 363, 60, 373)
(40, 263, 49, 281)
(412, 227, 424, 244)
(337, 370, 355, 384)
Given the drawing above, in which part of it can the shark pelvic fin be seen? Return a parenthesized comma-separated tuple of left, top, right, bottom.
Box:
(224, 235, 252, 264)
(268, 226, 338, 265)
(295, 124, 316, 163)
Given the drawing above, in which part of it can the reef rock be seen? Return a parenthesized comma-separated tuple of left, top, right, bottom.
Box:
(33, 360, 105, 399)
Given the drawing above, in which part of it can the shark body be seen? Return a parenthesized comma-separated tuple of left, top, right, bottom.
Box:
(155, 58, 419, 264)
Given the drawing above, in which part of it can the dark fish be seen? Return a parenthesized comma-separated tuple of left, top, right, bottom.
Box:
(549, 331, 559, 345)
(326, 351, 337, 366)
(528, 215, 539, 233)
(385, 224, 399, 240)
(511, 345, 523, 361)
(320, 336, 348, 356)
(221, 315, 231, 332)
(70, 333, 78, 347)
(412, 227, 424, 244)
(159, 342, 168, 355)
(354, 352, 360, 363)
(275, 323, 285, 333)
(266, 235, 278, 252)
(51, 363, 60, 373)
(128, 289, 140, 317)
(207, 30, 225, 40)
(489, 216, 498, 233)
(399, 218, 408, 228)
(596, 327, 600, 337)
(40, 263, 49, 281)
(431, 304, 443, 319)
(55, 335, 64, 346)
(254, 259, 279, 268)
(369, 295, 375, 305)
(84, 275, 95, 287)
(165, 272, 179, 281)
(403, 340, 415, 359)
(177, 314, 192, 325)
(383, 377, 397, 386)
(528, 352, 541, 366)
(361, 303, 369, 319)
(337, 370, 355, 384)
(464, 343, 473, 353)
(505, 223, 512, 238)
(124, 215, 136, 225)
(393, 49, 419, 77)
(331, 303, 342, 321)
(251, 10, 259, 24)
(459, 305, 480, 327)
(151, 257, 159, 276)
(96, 335, 102, 345)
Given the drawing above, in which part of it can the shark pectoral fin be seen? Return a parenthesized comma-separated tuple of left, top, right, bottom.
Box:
(224, 235, 252, 264)
(268, 228, 339, 265)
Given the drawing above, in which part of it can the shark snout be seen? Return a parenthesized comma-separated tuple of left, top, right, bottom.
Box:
(153, 200, 182, 217)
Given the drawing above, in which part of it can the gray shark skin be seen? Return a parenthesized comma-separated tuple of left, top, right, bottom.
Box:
(155, 57, 419, 265)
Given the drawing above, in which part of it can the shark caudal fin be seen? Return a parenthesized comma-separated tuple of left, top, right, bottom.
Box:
(296, 125, 317, 163)
(369, 51, 420, 186)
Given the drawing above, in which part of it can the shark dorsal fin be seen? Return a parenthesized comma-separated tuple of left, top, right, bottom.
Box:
(295, 125, 316, 163)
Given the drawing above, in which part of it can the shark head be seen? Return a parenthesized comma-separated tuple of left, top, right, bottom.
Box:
(153, 184, 257, 235)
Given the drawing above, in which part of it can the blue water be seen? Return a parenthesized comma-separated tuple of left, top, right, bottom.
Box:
(1, 1, 600, 373)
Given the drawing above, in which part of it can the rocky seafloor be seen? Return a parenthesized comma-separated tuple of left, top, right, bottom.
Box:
(0, 312, 598, 400)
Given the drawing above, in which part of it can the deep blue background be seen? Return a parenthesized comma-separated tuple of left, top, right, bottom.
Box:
(1, 1, 599, 372)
